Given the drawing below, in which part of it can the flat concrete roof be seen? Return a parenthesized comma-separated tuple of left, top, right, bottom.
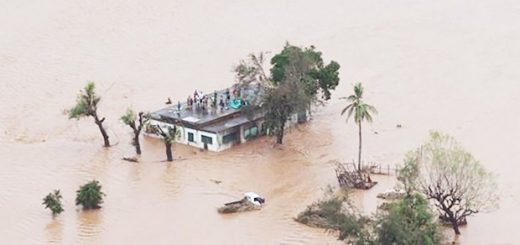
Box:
(152, 105, 241, 127)
(201, 116, 250, 133)
(151, 85, 264, 128)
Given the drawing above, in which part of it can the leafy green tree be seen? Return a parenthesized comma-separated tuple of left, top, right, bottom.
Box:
(375, 193, 442, 245)
(68, 82, 110, 147)
(295, 188, 373, 244)
(341, 83, 377, 174)
(153, 125, 180, 161)
(262, 80, 310, 144)
(404, 132, 499, 235)
(42, 190, 64, 215)
(121, 109, 148, 155)
(270, 43, 340, 101)
(76, 180, 105, 209)
(397, 152, 420, 195)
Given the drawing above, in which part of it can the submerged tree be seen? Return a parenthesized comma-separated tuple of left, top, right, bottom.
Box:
(403, 132, 498, 235)
(153, 125, 180, 161)
(296, 188, 444, 243)
(76, 180, 105, 209)
(270, 43, 340, 102)
(262, 80, 310, 144)
(68, 82, 110, 147)
(42, 190, 64, 216)
(234, 52, 269, 88)
(121, 109, 148, 155)
(375, 193, 442, 245)
(341, 83, 377, 175)
(234, 52, 270, 119)
(295, 188, 373, 244)
(397, 153, 420, 195)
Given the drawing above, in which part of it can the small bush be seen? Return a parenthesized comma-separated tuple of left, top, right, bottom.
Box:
(76, 180, 105, 209)
(296, 196, 345, 228)
(295, 190, 372, 244)
(43, 190, 64, 215)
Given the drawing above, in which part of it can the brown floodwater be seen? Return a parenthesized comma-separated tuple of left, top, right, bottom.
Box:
(1, 0, 520, 244)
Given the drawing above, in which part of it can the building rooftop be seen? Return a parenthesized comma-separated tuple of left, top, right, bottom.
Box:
(151, 85, 263, 129)
(201, 112, 264, 133)
(152, 104, 241, 127)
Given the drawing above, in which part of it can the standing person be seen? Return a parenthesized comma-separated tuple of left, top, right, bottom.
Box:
(177, 101, 181, 111)
(225, 89, 230, 101)
(213, 91, 217, 108)
(219, 96, 224, 111)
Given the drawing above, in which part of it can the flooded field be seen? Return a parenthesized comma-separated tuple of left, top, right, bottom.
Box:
(1, 0, 520, 244)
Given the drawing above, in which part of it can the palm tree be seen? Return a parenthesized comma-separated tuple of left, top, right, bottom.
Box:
(341, 83, 377, 175)
(68, 82, 110, 147)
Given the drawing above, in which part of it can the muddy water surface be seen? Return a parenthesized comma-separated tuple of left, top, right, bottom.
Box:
(1, 0, 520, 244)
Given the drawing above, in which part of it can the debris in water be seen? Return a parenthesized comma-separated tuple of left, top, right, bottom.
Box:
(210, 179, 222, 184)
(122, 157, 139, 163)
(376, 189, 405, 200)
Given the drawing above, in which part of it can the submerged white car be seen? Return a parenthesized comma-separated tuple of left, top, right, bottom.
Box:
(244, 192, 266, 206)
(218, 192, 266, 214)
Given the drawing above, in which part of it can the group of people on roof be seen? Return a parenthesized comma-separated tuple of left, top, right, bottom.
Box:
(179, 88, 242, 113)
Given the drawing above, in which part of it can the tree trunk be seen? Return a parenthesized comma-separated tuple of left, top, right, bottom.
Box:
(451, 218, 461, 235)
(276, 131, 283, 144)
(277, 124, 285, 144)
(358, 123, 362, 175)
(134, 114, 144, 155)
(165, 142, 173, 161)
(93, 114, 110, 147)
(134, 134, 141, 155)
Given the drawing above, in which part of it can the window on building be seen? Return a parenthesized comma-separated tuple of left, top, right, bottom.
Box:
(223, 132, 238, 144)
(201, 135, 213, 145)
(297, 111, 307, 123)
(244, 126, 258, 139)
(188, 132, 194, 142)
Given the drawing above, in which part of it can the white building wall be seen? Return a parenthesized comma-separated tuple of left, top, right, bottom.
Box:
(147, 119, 221, 152)
(147, 111, 308, 152)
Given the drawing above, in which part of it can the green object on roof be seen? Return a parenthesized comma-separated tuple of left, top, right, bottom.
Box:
(229, 99, 242, 109)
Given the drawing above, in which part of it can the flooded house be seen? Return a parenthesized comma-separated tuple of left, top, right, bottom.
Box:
(147, 86, 309, 152)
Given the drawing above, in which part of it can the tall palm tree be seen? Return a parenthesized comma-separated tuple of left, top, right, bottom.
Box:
(341, 83, 377, 175)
